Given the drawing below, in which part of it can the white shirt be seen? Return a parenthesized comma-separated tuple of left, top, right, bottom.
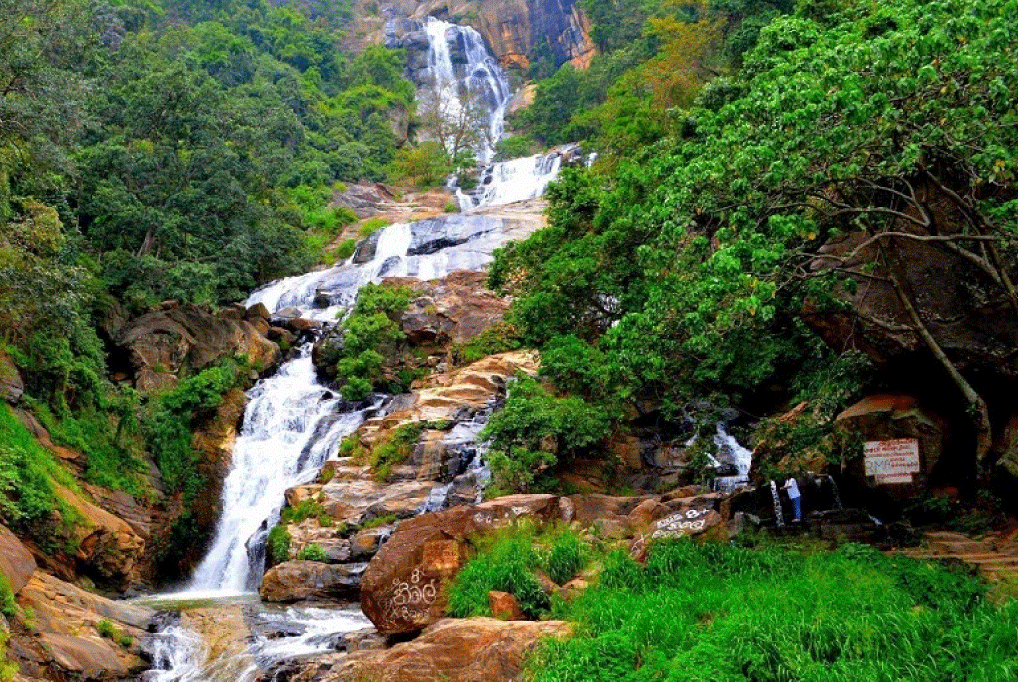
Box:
(784, 477, 800, 499)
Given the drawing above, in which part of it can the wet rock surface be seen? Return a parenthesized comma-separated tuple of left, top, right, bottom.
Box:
(118, 302, 279, 392)
(260, 561, 368, 603)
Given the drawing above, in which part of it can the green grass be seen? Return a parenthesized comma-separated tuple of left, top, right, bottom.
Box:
(447, 527, 550, 619)
(361, 514, 397, 530)
(358, 217, 391, 238)
(525, 539, 1018, 682)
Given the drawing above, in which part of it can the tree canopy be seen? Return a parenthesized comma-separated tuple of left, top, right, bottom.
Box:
(493, 0, 1018, 478)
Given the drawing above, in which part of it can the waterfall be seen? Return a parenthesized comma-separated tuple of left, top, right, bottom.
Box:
(187, 348, 372, 594)
(711, 422, 752, 493)
(185, 210, 547, 596)
(423, 17, 511, 164)
(458, 151, 565, 211)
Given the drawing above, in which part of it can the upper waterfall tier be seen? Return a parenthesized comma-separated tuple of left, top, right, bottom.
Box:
(422, 17, 511, 163)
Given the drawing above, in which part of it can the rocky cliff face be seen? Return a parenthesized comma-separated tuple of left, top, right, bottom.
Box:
(385, 0, 596, 70)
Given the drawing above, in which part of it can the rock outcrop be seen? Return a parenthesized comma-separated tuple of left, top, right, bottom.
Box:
(361, 494, 558, 634)
(0, 524, 35, 594)
(259, 560, 368, 603)
(389, 271, 510, 347)
(118, 302, 278, 392)
(387, 0, 596, 70)
(1, 526, 153, 681)
(835, 394, 946, 499)
(320, 617, 571, 682)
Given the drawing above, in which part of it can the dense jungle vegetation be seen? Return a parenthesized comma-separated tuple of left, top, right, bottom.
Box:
(490, 0, 1018, 492)
(0, 0, 415, 553)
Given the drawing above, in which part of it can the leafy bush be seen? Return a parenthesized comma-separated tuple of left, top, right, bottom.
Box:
(96, 618, 116, 639)
(333, 283, 412, 400)
(267, 525, 291, 564)
(296, 543, 327, 562)
(482, 375, 610, 492)
(334, 238, 357, 261)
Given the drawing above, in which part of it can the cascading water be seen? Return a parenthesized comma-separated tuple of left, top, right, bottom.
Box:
(770, 480, 786, 528)
(187, 348, 373, 594)
(711, 422, 753, 493)
(457, 150, 565, 211)
(146, 178, 554, 681)
(423, 17, 511, 163)
(146, 20, 567, 675)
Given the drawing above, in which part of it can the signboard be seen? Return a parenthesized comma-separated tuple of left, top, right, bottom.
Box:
(864, 438, 920, 484)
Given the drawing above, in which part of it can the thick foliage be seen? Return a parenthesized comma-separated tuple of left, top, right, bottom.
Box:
(497, 0, 1017, 447)
(481, 375, 611, 493)
(333, 283, 412, 401)
(0, 404, 81, 545)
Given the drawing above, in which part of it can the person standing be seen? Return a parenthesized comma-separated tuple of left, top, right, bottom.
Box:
(783, 476, 802, 522)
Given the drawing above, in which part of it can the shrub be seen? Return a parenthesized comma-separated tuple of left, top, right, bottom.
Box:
(333, 283, 412, 400)
(281, 498, 330, 525)
(267, 525, 291, 564)
(296, 543, 327, 562)
(334, 238, 357, 261)
(481, 375, 610, 492)
(96, 618, 116, 639)
(357, 217, 391, 238)
(0, 576, 15, 618)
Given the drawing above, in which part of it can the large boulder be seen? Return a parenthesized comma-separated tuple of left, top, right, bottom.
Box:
(52, 482, 146, 590)
(0, 524, 35, 594)
(259, 561, 368, 602)
(118, 302, 278, 392)
(805, 228, 1018, 382)
(835, 394, 946, 498)
(386, 271, 510, 347)
(14, 571, 152, 680)
(323, 617, 571, 682)
(360, 495, 558, 635)
(358, 350, 539, 447)
(316, 479, 445, 526)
